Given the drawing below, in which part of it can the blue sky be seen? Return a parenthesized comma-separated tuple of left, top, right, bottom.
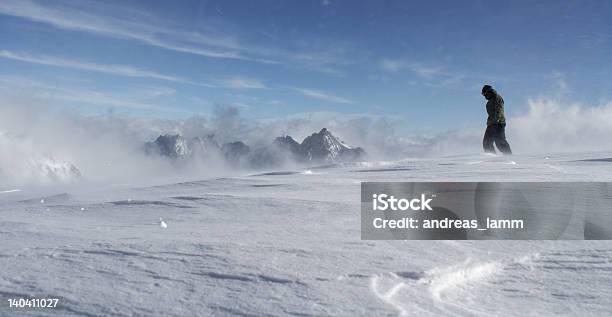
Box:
(0, 0, 610, 133)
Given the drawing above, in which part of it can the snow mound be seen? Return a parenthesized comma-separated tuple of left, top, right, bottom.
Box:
(427, 260, 501, 300)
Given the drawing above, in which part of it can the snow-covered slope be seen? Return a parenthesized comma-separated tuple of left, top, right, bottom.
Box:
(0, 152, 611, 316)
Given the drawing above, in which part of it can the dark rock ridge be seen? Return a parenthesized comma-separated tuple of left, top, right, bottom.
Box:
(145, 128, 366, 167)
(249, 135, 303, 167)
(221, 141, 251, 164)
(145, 134, 219, 159)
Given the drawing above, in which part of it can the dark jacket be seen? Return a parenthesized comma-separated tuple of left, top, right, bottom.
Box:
(485, 89, 506, 126)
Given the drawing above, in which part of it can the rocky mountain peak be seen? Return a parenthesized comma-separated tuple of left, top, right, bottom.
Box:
(145, 128, 365, 167)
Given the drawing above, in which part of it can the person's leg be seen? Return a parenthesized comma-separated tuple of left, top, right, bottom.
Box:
(493, 123, 512, 154)
(483, 125, 496, 153)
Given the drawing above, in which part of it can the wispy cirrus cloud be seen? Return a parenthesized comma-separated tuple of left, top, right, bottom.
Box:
(0, 0, 346, 74)
(0, 75, 192, 114)
(379, 58, 477, 90)
(1, 49, 351, 106)
(292, 87, 353, 104)
(547, 71, 569, 96)
(0, 0, 247, 61)
(380, 59, 443, 78)
(215, 77, 268, 89)
(0, 50, 195, 83)
(0, 50, 275, 90)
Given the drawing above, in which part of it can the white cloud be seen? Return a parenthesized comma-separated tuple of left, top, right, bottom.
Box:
(380, 59, 404, 73)
(547, 71, 569, 96)
(509, 97, 612, 153)
(135, 86, 177, 98)
(0, 100, 211, 186)
(4, 89, 611, 186)
(408, 97, 612, 155)
(0, 50, 281, 91)
(293, 87, 353, 104)
(380, 59, 443, 78)
(216, 77, 267, 89)
(0, 0, 245, 60)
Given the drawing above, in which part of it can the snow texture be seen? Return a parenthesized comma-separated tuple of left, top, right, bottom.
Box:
(1, 152, 612, 316)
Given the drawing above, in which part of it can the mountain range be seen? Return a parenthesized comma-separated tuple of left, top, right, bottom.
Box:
(145, 128, 366, 167)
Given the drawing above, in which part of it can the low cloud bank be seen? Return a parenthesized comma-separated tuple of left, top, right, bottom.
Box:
(401, 97, 612, 156)
(1, 96, 611, 186)
(509, 97, 612, 153)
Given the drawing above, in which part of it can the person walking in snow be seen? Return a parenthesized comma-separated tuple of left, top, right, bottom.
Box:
(481, 85, 512, 154)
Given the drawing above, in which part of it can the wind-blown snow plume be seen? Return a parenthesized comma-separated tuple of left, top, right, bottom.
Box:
(509, 97, 612, 153)
(0, 100, 228, 186)
(0, 131, 81, 185)
(2, 96, 612, 186)
(396, 97, 612, 156)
